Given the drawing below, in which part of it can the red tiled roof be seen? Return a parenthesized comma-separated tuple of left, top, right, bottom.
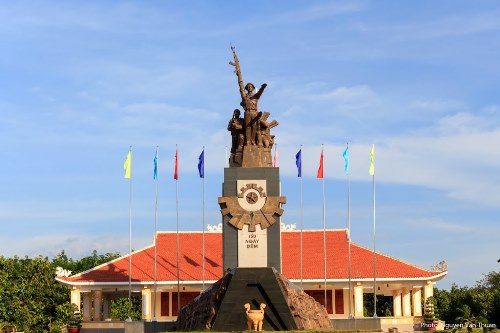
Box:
(282, 231, 438, 280)
(57, 230, 442, 285)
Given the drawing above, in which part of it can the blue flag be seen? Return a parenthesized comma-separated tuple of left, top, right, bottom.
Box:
(343, 146, 349, 175)
(153, 150, 158, 180)
(295, 149, 302, 177)
(198, 150, 204, 178)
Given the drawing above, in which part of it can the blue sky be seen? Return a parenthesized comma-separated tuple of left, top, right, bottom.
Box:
(1, 0, 499, 290)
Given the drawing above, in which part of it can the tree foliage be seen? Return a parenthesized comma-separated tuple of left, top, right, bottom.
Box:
(363, 293, 393, 317)
(424, 296, 436, 322)
(109, 297, 141, 321)
(434, 270, 500, 327)
(0, 250, 120, 333)
(52, 249, 120, 274)
(0, 255, 69, 332)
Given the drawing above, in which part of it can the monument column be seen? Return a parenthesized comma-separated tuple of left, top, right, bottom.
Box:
(175, 46, 333, 332)
(220, 168, 285, 271)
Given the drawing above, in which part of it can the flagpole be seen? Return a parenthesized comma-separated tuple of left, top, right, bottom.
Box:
(346, 143, 353, 319)
(321, 144, 327, 310)
(153, 146, 159, 321)
(127, 145, 132, 322)
(372, 145, 377, 318)
(175, 145, 181, 315)
(373, 171, 377, 317)
(202, 146, 206, 291)
(299, 145, 303, 288)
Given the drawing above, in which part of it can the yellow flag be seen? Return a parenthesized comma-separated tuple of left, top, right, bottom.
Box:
(124, 150, 132, 179)
(369, 144, 375, 176)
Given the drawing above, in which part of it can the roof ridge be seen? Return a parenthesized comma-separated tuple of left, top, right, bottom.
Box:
(69, 242, 155, 278)
(283, 228, 348, 233)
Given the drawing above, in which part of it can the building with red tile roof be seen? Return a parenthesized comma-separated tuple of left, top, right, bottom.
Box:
(56, 229, 446, 324)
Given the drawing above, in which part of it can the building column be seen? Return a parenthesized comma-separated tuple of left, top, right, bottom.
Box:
(424, 281, 434, 301)
(354, 284, 364, 317)
(103, 296, 110, 320)
(82, 292, 91, 321)
(412, 287, 422, 316)
(169, 291, 173, 317)
(342, 289, 350, 316)
(402, 287, 411, 317)
(392, 289, 402, 317)
(93, 290, 102, 321)
(70, 288, 81, 309)
(142, 288, 152, 320)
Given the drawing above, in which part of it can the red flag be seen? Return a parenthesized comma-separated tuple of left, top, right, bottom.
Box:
(317, 148, 324, 179)
(174, 147, 179, 180)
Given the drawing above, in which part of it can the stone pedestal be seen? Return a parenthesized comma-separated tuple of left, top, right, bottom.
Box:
(229, 145, 273, 168)
(175, 268, 332, 331)
(220, 167, 283, 272)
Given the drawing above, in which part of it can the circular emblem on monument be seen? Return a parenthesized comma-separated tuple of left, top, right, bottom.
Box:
(237, 184, 266, 212)
(218, 181, 286, 232)
(246, 192, 258, 204)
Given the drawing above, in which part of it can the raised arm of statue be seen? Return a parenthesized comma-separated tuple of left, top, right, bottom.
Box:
(253, 83, 267, 100)
(229, 45, 246, 98)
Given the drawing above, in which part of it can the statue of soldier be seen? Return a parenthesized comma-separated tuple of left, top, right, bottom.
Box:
(227, 109, 244, 153)
(230, 46, 267, 146)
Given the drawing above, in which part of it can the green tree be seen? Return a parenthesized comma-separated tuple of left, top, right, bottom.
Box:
(433, 287, 450, 321)
(363, 293, 393, 317)
(0, 250, 122, 333)
(455, 304, 485, 333)
(434, 270, 500, 327)
(475, 270, 500, 326)
(52, 249, 120, 274)
(424, 296, 436, 323)
(0, 255, 69, 333)
(110, 297, 141, 321)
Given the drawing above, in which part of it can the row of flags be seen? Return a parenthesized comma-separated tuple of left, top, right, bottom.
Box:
(296, 144, 375, 178)
(124, 145, 376, 179)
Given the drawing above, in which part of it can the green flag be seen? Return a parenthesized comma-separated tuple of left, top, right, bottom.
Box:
(369, 145, 375, 176)
(124, 150, 132, 179)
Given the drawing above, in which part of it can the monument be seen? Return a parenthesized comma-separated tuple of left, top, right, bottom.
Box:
(175, 47, 332, 331)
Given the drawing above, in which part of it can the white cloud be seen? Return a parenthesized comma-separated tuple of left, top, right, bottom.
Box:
(403, 217, 475, 233)
(303, 85, 379, 109)
(410, 99, 465, 114)
(275, 106, 500, 208)
(270, 1, 368, 25)
(356, 9, 500, 41)
(482, 104, 500, 115)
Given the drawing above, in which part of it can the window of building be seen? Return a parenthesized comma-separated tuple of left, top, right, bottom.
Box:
(171, 292, 200, 316)
(335, 289, 344, 314)
(304, 290, 333, 314)
(160, 292, 170, 317)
